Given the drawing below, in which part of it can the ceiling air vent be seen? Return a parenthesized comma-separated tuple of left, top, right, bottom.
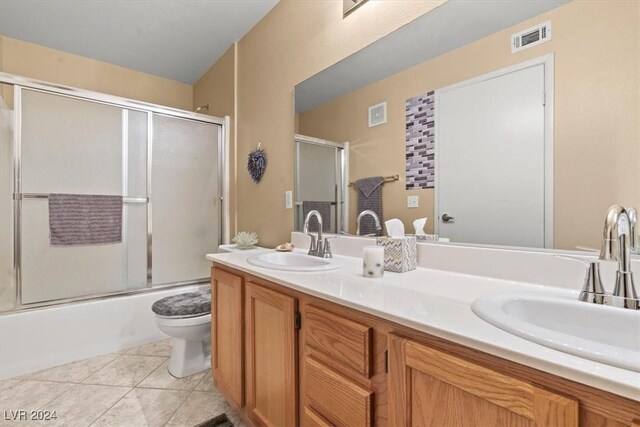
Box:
(511, 21, 551, 53)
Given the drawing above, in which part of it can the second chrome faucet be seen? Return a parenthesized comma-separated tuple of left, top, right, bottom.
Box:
(579, 205, 638, 309)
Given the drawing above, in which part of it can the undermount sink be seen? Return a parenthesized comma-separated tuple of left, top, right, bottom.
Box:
(472, 290, 640, 372)
(247, 251, 344, 272)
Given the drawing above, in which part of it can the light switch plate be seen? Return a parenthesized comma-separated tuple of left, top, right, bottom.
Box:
(407, 195, 419, 208)
(285, 191, 293, 209)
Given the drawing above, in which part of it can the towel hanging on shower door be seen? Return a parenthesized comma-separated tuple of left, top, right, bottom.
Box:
(48, 194, 123, 246)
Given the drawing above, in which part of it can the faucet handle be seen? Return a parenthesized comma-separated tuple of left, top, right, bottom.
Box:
(628, 207, 637, 252)
(321, 236, 339, 258)
(579, 261, 606, 304)
(306, 233, 318, 256)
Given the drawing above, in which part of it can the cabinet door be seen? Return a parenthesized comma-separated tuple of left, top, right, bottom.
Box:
(245, 282, 297, 427)
(212, 268, 244, 408)
(388, 334, 578, 427)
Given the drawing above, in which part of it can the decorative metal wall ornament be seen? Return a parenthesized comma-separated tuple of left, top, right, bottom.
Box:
(247, 141, 267, 183)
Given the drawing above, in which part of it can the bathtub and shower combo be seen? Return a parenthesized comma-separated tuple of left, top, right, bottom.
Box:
(0, 73, 228, 379)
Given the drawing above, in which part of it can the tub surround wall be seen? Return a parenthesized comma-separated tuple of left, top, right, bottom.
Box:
(0, 285, 207, 380)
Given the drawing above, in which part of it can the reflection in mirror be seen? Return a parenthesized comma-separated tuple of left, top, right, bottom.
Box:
(294, 0, 639, 253)
(294, 135, 348, 235)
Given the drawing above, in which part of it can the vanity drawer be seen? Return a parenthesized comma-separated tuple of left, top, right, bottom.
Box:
(304, 305, 373, 378)
(303, 406, 333, 427)
(305, 356, 372, 427)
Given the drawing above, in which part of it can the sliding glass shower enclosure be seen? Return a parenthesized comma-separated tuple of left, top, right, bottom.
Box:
(0, 74, 227, 312)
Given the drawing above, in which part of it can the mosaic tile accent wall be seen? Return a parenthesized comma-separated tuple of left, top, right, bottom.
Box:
(405, 90, 435, 189)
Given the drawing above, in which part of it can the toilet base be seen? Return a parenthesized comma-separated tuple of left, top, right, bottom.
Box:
(168, 337, 212, 378)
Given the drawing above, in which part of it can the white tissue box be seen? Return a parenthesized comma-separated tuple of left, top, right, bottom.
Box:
(376, 236, 417, 273)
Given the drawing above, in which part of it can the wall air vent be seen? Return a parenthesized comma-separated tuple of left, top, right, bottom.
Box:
(511, 21, 551, 53)
(368, 102, 387, 127)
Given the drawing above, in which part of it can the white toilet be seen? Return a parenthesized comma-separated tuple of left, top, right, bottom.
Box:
(152, 289, 212, 378)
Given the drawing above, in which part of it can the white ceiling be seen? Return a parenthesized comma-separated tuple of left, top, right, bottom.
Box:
(0, 0, 278, 84)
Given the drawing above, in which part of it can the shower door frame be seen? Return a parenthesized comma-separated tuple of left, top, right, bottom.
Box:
(294, 134, 349, 234)
(0, 72, 229, 312)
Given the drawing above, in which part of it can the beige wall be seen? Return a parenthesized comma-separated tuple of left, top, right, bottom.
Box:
(193, 44, 237, 236)
(236, 0, 445, 247)
(298, 0, 640, 250)
(0, 35, 193, 110)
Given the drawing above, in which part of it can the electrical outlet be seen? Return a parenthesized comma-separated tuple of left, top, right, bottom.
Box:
(407, 195, 419, 208)
(285, 191, 293, 209)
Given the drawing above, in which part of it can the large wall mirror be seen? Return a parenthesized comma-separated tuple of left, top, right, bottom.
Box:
(294, 0, 639, 253)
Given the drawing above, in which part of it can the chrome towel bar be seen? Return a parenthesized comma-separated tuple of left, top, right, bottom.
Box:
(14, 193, 148, 203)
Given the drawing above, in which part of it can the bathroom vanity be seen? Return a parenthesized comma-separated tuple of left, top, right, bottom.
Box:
(207, 247, 640, 427)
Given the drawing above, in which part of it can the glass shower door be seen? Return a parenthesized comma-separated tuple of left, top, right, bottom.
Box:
(18, 89, 148, 304)
(295, 140, 342, 233)
(151, 114, 220, 285)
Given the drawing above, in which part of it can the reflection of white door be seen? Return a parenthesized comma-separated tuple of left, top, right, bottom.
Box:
(436, 61, 550, 248)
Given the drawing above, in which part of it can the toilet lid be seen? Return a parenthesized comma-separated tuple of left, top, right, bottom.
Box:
(152, 289, 211, 317)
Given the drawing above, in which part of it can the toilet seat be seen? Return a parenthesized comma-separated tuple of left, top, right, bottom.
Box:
(152, 289, 211, 317)
(155, 312, 211, 327)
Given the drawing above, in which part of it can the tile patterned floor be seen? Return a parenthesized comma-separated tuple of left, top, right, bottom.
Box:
(0, 340, 244, 426)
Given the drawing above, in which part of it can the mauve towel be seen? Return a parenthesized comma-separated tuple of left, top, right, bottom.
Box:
(302, 201, 332, 233)
(49, 194, 123, 246)
(354, 176, 384, 236)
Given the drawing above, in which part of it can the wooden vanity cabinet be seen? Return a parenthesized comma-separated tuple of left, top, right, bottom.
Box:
(211, 267, 244, 409)
(211, 268, 298, 427)
(212, 265, 640, 427)
(245, 281, 297, 427)
(388, 334, 579, 427)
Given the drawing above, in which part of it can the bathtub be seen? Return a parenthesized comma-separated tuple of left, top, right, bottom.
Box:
(0, 284, 208, 380)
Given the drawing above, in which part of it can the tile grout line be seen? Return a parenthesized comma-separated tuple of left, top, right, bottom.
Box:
(163, 389, 198, 427)
(81, 354, 167, 387)
(158, 387, 192, 427)
(27, 353, 124, 385)
(86, 350, 170, 426)
(87, 386, 135, 427)
(130, 356, 170, 388)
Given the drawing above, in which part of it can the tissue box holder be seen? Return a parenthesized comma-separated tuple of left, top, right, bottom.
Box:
(376, 236, 417, 273)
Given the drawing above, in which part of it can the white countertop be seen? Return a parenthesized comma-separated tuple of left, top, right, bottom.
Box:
(206, 249, 640, 401)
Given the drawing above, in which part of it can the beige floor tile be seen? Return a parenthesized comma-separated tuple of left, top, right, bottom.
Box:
(92, 388, 189, 427)
(194, 370, 216, 392)
(137, 361, 206, 391)
(40, 383, 129, 427)
(29, 354, 120, 383)
(0, 380, 73, 409)
(126, 339, 172, 357)
(0, 380, 73, 425)
(0, 379, 23, 392)
(165, 391, 244, 427)
(82, 356, 166, 387)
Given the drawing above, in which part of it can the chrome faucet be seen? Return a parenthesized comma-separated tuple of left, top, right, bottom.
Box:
(303, 210, 323, 256)
(628, 207, 638, 254)
(302, 210, 336, 258)
(356, 210, 382, 236)
(579, 205, 638, 309)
